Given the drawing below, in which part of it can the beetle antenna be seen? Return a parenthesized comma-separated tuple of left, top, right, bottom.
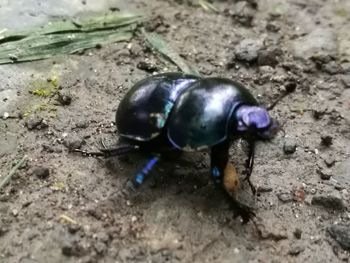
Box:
(267, 82, 296, 111)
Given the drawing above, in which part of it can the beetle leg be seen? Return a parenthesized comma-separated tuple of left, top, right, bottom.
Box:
(127, 156, 160, 191)
(244, 141, 256, 195)
(73, 144, 139, 158)
(211, 142, 255, 224)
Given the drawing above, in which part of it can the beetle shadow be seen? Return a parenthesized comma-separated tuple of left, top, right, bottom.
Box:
(103, 149, 255, 217)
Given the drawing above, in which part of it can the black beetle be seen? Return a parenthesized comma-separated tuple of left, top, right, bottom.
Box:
(77, 72, 285, 223)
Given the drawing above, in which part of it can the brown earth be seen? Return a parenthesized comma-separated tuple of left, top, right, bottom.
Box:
(1, 0, 350, 262)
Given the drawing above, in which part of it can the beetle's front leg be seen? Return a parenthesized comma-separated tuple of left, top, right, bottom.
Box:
(244, 141, 257, 195)
(211, 142, 255, 224)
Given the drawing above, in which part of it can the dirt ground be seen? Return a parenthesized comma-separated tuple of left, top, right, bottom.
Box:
(1, 0, 350, 262)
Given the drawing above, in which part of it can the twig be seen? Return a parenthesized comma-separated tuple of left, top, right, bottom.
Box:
(0, 155, 27, 191)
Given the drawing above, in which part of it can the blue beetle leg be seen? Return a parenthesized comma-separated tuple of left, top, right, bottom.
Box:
(210, 141, 230, 186)
(127, 156, 161, 191)
(244, 141, 256, 195)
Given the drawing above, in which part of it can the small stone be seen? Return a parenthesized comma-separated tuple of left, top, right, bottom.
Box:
(137, 60, 158, 72)
(3, 112, 9, 119)
(323, 155, 336, 167)
(285, 81, 297, 93)
(25, 116, 43, 130)
(31, 166, 50, 179)
(57, 93, 72, 106)
(341, 75, 350, 88)
(266, 22, 280, 32)
(61, 240, 86, 257)
(283, 138, 297, 154)
(67, 224, 81, 234)
(235, 38, 264, 62)
(257, 186, 273, 193)
(257, 48, 281, 67)
(256, 223, 288, 241)
(327, 224, 350, 251)
(277, 192, 293, 203)
(322, 61, 341, 74)
(312, 108, 327, 120)
(74, 120, 89, 129)
(228, 1, 255, 27)
(63, 135, 84, 151)
(12, 209, 19, 217)
(321, 135, 333, 147)
(311, 194, 345, 210)
(317, 168, 332, 180)
(0, 226, 9, 237)
(340, 62, 350, 74)
(94, 241, 107, 255)
(293, 228, 302, 239)
(288, 244, 305, 256)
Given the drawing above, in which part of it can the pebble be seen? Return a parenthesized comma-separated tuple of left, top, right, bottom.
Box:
(137, 60, 158, 72)
(94, 241, 107, 255)
(311, 194, 345, 211)
(321, 135, 333, 147)
(288, 244, 305, 256)
(340, 62, 350, 73)
(283, 138, 297, 154)
(257, 186, 273, 193)
(322, 61, 341, 74)
(61, 240, 86, 257)
(277, 192, 293, 203)
(31, 166, 50, 179)
(257, 49, 280, 67)
(293, 228, 302, 239)
(74, 120, 89, 129)
(235, 38, 263, 62)
(327, 224, 350, 251)
(266, 21, 280, 32)
(63, 135, 84, 150)
(57, 92, 72, 106)
(285, 81, 297, 93)
(3, 112, 9, 119)
(341, 75, 350, 89)
(228, 1, 255, 27)
(25, 116, 47, 130)
(323, 154, 336, 167)
(256, 223, 288, 241)
(12, 209, 19, 217)
(317, 168, 332, 180)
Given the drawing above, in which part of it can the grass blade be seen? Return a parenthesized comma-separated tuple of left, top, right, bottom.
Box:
(0, 155, 27, 191)
(143, 30, 200, 76)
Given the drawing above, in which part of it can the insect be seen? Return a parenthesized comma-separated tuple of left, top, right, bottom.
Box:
(76, 72, 288, 223)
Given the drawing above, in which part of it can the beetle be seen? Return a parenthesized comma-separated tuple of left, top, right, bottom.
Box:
(76, 72, 284, 223)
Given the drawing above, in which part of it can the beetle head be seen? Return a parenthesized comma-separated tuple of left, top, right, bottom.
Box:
(236, 105, 278, 140)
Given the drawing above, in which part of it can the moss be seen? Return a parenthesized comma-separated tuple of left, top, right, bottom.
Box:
(22, 103, 57, 118)
(29, 76, 59, 97)
(334, 8, 348, 18)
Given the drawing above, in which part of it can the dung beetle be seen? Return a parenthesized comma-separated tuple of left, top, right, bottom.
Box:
(77, 72, 287, 223)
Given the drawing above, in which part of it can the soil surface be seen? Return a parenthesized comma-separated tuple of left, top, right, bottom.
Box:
(1, 0, 350, 262)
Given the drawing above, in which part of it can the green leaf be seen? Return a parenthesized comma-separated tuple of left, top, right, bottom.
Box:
(0, 13, 143, 64)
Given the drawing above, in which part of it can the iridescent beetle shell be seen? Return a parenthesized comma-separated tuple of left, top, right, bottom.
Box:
(167, 78, 258, 150)
(116, 73, 274, 151)
(116, 72, 199, 141)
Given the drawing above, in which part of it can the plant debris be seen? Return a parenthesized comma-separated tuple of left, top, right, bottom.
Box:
(0, 13, 143, 64)
(142, 29, 200, 76)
